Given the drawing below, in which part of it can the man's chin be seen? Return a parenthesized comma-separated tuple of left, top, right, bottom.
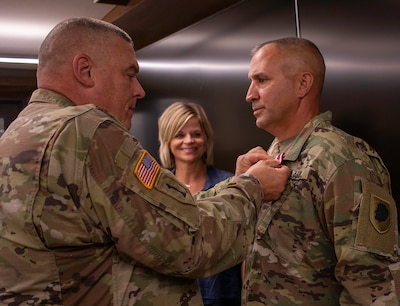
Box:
(123, 119, 132, 131)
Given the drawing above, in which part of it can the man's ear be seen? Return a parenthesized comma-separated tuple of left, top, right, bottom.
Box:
(297, 72, 313, 99)
(72, 54, 94, 87)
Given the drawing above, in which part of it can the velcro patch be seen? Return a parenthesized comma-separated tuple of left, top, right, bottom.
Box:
(370, 194, 391, 234)
(134, 151, 160, 189)
(356, 179, 396, 256)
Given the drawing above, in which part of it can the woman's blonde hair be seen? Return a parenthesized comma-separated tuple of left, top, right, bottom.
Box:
(158, 102, 214, 168)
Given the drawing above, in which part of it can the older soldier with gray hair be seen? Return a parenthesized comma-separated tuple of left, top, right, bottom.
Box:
(0, 18, 290, 305)
(244, 37, 400, 305)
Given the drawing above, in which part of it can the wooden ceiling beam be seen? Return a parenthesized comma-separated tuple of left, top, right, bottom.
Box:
(0, 0, 241, 100)
(102, 0, 144, 23)
(112, 0, 242, 50)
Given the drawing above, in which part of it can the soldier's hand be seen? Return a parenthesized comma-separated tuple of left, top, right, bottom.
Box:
(235, 146, 277, 176)
(245, 160, 290, 202)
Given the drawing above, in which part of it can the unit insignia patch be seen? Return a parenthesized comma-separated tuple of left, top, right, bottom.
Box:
(370, 194, 391, 234)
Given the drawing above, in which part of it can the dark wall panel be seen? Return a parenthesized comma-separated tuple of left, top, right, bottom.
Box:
(133, 0, 400, 203)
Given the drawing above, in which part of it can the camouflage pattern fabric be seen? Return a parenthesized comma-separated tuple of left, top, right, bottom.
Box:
(0, 89, 263, 306)
(242, 111, 400, 305)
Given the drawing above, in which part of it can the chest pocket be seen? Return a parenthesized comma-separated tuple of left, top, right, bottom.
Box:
(256, 167, 311, 237)
(255, 166, 332, 266)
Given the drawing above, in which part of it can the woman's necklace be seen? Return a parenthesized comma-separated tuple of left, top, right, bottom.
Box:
(185, 183, 191, 188)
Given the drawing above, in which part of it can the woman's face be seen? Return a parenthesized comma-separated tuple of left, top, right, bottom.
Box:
(169, 117, 206, 165)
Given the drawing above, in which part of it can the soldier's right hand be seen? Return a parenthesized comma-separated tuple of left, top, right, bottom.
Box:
(235, 146, 277, 176)
(245, 160, 290, 202)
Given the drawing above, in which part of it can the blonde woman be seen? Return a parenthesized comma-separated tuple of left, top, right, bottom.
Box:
(158, 102, 242, 306)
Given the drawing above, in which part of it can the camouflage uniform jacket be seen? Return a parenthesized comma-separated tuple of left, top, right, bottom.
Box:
(243, 111, 400, 305)
(0, 89, 263, 306)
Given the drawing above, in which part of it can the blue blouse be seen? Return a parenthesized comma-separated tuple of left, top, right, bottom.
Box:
(198, 167, 242, 305)
(171, 166, 241, 304)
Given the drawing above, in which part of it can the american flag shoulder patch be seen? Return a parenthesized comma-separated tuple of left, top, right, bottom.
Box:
(134, 150, 160, 189)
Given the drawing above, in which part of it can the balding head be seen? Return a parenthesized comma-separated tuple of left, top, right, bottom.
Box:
(252, 37, 326, 97)
(246, 37, 326, 139)
(37, 17, 133, 77)
(35, 17, 145, 129)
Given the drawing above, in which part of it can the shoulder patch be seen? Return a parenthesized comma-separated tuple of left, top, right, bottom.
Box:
(356, 179, 397, 256)
(370, 194, 391, 234)
(134, 151, 160, 189)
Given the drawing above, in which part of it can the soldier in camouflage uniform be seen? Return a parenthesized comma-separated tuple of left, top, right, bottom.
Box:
(243, 37, 400, 305)
(0, 18, 291, 305)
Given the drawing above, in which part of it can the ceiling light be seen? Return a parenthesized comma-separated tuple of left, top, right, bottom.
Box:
(0, 57, 38, 65)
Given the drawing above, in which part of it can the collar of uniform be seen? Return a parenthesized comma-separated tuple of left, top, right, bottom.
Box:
(29, 88, 75, 107)
(269, 111, 333, 162)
